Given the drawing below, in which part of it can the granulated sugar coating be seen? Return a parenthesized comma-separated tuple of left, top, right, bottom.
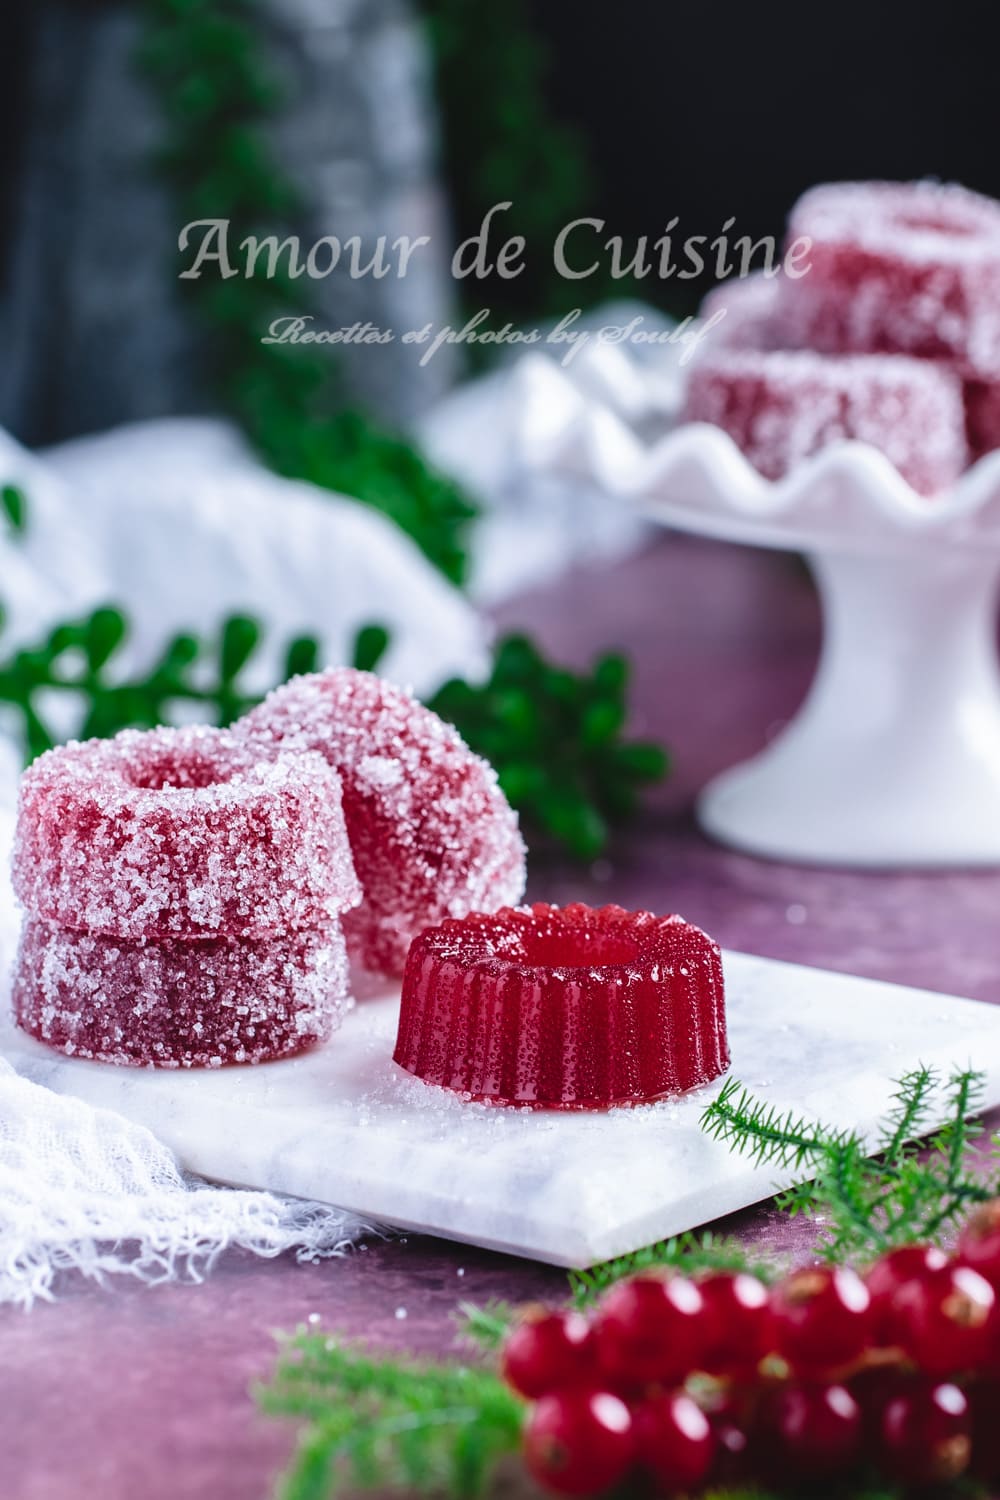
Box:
(700, 272, 785, 353)
(12, 917, 350, 1067)
(777, 181, 1000, 378)
(238, 669, 527, 977)
(393, 902, 729, 1109)
(12, 725, 361, 940)
(681, 347, 967, 495)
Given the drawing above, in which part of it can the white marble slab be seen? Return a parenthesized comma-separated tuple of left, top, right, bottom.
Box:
(5, 951, 1000, 1268)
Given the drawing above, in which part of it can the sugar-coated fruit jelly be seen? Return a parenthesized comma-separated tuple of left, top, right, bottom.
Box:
(238, 668, 527, 978)
(700, 272, 784, 353)
(965, 380, 1000, 460)
(393, 902, 729, 1109)
(13, 917, 351, 1068)
(776, 181, 1000, 378)
(12, 725, 361, 941)
(680, 347, 967, 495)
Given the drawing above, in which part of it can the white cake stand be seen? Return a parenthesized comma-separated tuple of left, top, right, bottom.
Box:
(508, 352, 1000, 866)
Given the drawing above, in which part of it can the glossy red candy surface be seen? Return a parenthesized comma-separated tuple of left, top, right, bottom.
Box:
(393, 902, 728, 1108)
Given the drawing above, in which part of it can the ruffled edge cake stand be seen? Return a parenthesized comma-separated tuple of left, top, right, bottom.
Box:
(508, 352, 1000, 867)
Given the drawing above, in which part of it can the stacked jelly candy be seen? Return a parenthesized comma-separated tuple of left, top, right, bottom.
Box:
(683, 179, 1000, 486)
(12, 725, 362, 1066)
(393, 903, 729, 1108)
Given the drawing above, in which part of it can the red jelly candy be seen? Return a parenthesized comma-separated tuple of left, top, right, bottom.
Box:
(12, 917, 350, 1068)
(238, 669, 527, 978)
(700, 272, 784, 352)
(777, 180, 1000, 378)
(393, 902, 728, 1108)
(680, 346, 967, 495)
(966, 380, 1000, 460)
(13, 725, 360, 940)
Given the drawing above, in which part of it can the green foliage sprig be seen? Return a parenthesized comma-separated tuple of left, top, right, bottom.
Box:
(139, 0, 477, 583)
(0, 602, 331, 761)
(701, 1067, 994, 1264)
(1, 484, 26, 536)
(428, 634, 669, 860)
(259, 1332, 524, 1500)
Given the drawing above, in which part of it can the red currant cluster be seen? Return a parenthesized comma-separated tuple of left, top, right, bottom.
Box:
(501, 1203, 1000, 1496)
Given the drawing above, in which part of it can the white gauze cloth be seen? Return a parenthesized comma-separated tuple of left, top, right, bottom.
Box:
(0, 1058, 372, 1310)
(0, 741, 371, 1311)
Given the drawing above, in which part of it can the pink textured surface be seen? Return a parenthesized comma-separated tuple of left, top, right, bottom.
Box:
(394, 903, 727, 1106)
(681, 346, 967, 495)
(5, 534, 1000, 1500)
(777, 180, 1000, 378)
(239, 668, 526, 977)
(13, 726, 360, 940)
(12, 917, 350, 1068)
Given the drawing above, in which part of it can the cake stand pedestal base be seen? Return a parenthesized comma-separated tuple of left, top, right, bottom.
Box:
(699, 549, 1000, 866)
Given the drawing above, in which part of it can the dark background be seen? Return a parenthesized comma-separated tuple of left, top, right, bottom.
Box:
(3, 1, 995, 292)
(530, 0, 997, 313)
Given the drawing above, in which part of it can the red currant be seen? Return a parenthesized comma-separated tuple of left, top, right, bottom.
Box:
(761, 1381, 862, 1479)
(849, 1365, 911, 1459)
(523, 1389, 635, 1497)
(769, 1265, 871, 1374)
(698, 1271, 771, 1376)
(633, 1391, 715, 1491)
(969, 1378, 1000, 1480)
(501, 1308, 597, 1399)
(710, 1418, 752, 1485)
(593, 1274, 706, 1386)
(877, 1378, 971, 1483)
(892, 1262, 996, 1375)
(958, 1200, 1000, 1292)
(865, 1245, 948, 1343)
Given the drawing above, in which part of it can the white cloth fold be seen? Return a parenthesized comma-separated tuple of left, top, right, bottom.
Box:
(0, 1057, 373, 1309)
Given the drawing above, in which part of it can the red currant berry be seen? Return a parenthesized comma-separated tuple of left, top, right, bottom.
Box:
(593, 1274, 706, 1386)
(698, 1271, 770, 1376)
(523, 1389, 635, 1497)
(849, 1365, 911, 1458)
(878, 1379, 971, 1483)
(711, 1418, 752, 1485)
(865, 1245, 948, 1343)
(958, 1200, 1000, 1292)
(769, 1265, 871, 1374)
(969, 1378, 1000, 1480)
(501, 1308, 597, 1399)
(892, 1262, 996, 1375)
(761, 1381, 862, 1478)
(633, 1391, 715, 1491)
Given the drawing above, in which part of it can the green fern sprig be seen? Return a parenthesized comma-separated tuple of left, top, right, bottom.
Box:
(701, 1068, 997, 1264)
(259, 1332, 525, 1500)
(700, 1077, 855, 1172)
(567, 1231, 760, 1308)
(457, 1301, 517, 1354)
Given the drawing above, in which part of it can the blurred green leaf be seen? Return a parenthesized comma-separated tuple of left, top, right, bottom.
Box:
(220, 614, 261, 680)
(1, 485, 26, 535)
(352, 623, 391, 675)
